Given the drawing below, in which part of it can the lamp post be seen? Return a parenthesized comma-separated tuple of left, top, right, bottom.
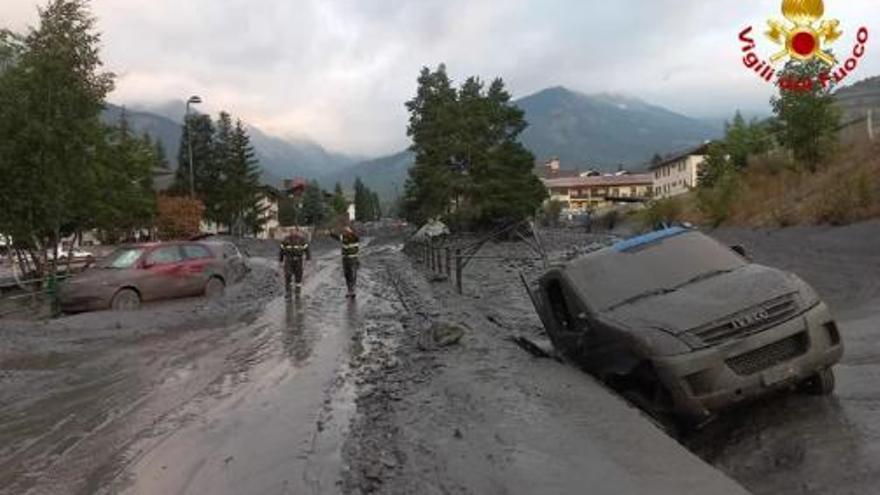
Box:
(185, 95, 203, 198)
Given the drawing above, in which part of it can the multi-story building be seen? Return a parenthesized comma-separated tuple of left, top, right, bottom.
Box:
(650, 143, 711, 199)
(542, 174, 653, 211)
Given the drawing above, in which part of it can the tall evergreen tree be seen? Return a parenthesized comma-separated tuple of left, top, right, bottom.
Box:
(332, 182, 348, 215)
(171, 113, 216, 200)
(226, 120, 265, 235)
(403, 65, 459, 223)
(301, 180, 326, 226)
(92, 111, 157, 241)
(403, 66, 545, 226)
(354, 178, 369, 221)
(154, 139, 170, 170)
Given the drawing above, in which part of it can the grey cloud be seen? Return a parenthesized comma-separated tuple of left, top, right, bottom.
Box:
(3, 0, 879, 155)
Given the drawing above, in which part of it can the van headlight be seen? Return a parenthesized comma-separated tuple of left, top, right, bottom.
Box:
(644, 328, 693, 356)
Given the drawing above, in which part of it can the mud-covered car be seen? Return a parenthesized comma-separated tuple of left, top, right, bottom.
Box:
(528, 227, 843, 424)
(202, 240, 250, 283)
(59, 241, 231, 312)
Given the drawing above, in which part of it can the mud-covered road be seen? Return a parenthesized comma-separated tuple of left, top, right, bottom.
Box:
(2, 222, 879, 495)
(688, 222, 880, 495)
(0, 238, 409, 495)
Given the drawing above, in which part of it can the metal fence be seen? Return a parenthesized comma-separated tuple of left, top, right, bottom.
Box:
(404, 221, 557, 294)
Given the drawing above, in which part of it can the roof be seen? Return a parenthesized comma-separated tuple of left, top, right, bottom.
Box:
(534, 166, 580, 180)
(542, 173, 653, 189)
(649, 142, 713, 170)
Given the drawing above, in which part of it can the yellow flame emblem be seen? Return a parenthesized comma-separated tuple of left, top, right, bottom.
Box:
(766, 0, 842, 65)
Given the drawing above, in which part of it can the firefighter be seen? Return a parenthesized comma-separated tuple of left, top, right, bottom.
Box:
(279, 227, 310, 296)
(336, 225, 360, 298)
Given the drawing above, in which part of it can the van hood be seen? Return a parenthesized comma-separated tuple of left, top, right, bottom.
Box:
(599, 264, 803, 340)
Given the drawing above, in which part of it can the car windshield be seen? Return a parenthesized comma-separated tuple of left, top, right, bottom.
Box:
(98, 247, 145, 269)
(570, 232, 747, 312)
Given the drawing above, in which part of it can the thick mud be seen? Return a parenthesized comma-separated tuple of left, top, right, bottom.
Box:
(342, 231, 747, 495)
(3, 222, 878, 495)
(687, 222, 880, 495)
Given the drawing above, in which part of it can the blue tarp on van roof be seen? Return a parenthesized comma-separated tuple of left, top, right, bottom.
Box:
(613, 227, 688, 252)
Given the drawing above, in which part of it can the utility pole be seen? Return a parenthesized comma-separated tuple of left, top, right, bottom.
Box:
(186, 95, 203, 198)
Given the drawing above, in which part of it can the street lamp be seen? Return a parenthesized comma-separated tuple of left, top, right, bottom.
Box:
(185, 95, 203, 198)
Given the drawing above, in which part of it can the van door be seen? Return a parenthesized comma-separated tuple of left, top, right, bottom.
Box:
(540, 276, 593, 363)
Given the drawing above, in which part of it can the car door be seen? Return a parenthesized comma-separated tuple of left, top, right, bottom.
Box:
(540, 275, 594, 364)
(139, 245, 188, 301)
(180, 243, 214, 295)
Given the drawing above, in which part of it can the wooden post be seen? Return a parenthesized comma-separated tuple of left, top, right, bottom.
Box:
(869, 108, 875, 142)
(429, 238, 435, 272)
(437, 245, 443, 274)
(455, 248, 463, 294)
(445, 247, 451, 277)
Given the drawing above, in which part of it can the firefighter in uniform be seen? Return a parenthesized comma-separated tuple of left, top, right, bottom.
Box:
(337, 226, 360, 298)
(279, 227, 310, 296)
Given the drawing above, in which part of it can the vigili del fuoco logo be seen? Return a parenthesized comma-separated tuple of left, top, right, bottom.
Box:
(739, 0, 869, 92)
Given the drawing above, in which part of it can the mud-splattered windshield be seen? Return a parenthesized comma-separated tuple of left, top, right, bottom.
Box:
(571, 232, 746, 312)
(98, 248, 145, 269)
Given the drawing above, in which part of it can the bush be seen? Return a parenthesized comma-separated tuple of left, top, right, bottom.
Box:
(540, 200, 564, 227)
(696, 172, 740, 227)
(641, 197, 683, 229)
(156, 195, 205, 240)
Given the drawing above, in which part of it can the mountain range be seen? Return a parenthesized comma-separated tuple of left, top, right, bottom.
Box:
(102, 102, 356, 187)
(106, 86, 725, 198)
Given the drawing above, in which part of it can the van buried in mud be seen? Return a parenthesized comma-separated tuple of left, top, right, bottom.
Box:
(528, 227, 844, 424)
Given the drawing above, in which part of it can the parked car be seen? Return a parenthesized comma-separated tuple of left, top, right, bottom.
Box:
(202, 240, 250, 283)
(58, 241, 231, 312)
(528, 227, 843, 425)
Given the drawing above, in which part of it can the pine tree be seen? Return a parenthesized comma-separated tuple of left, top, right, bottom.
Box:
(210, 112, 235, 226)
(332, 182, 348, 215)
(302, 180, 326, 226)
(403, 65, 459, 223)
(227, 120, 265, 235)
(402, 65, 546, 227)
(172, 113, 217, 201)
(154, 139, 170, 170)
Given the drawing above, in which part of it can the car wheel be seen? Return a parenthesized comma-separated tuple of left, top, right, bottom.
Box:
(205, 277, 225, 298)
(111, 288, 140, 311)
(802, 368, 836, 395)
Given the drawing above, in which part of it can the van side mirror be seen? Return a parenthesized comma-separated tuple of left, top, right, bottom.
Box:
(730, 245, 748, 258)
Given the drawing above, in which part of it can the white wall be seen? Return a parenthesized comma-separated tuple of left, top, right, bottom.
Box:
(652, 155, 705, 199)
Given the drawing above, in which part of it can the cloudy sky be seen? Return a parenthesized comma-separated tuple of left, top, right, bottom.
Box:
(4, 0, 879, 156)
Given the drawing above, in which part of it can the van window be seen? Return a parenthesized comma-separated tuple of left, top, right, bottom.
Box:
(147, 246, 183, 265)
(183, 244, 212, 259)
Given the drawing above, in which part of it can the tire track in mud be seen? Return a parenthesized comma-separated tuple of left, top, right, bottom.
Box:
(0, 260, 283, 495)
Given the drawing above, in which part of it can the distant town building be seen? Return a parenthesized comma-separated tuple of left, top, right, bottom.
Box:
(542, 174, 653, 211)
(534, 157, 579, 179)
(282, 177, 308, 197)
(650, 142, 711, 199)
(258, 186, 281, 240)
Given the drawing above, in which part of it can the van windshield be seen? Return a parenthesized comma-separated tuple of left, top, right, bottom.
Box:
(569, 232, 746, 312)
(98, 248, 145, 269)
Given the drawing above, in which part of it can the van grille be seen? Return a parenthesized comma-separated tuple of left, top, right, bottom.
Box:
(726, 332, 809, 376)
(689, 293, 800, 346)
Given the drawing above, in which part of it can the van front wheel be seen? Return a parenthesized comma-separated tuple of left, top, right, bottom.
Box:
(802, 368, 835, 395)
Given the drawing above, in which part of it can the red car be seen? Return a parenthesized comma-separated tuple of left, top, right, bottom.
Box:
(59, 241, 233, 312)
